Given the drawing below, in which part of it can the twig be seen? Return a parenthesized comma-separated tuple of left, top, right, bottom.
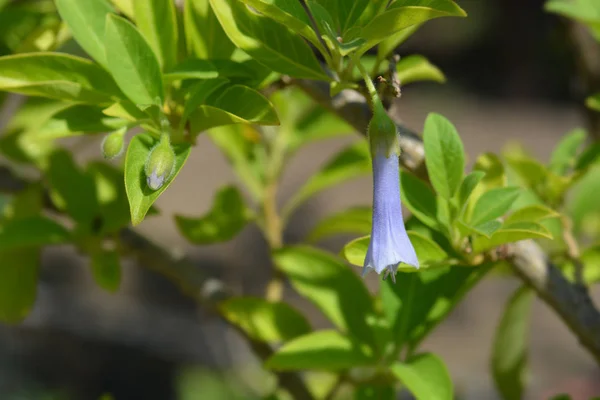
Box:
(292, 78, 600, 366)
(510, 240, 600, 366)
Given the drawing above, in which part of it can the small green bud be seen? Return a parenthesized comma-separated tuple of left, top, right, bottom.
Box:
(101, 128, 126, 160)
(368, 100, 399, 158)
(144, 134, 176, 191)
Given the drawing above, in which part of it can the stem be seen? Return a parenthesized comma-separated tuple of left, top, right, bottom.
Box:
(263, 179, 285, 302)
(263, 180, 283, 249)
(342, 56, 356, 82)
(354, 55, 379, 104)
(561, 215, 585, 286)
(260, 126, 288, 301)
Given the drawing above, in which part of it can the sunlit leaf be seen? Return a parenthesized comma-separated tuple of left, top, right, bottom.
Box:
(105, 14, 164, 106)
(391, 353, 453, 400)
(273, 246, 377, 346)
(0, 53, 121, 103)
(220, 297, 311, 342)
(210, 0, 328, 80)
(134, 0, 178, 70)
(55, 0, 114, 68)
(265, 330, 375, 371)
(175, 186, 252, 244)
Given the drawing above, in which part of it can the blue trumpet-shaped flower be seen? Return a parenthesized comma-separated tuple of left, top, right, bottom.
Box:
(362, 101, 419, 282)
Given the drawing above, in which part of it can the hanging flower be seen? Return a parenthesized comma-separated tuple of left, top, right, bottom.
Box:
(362, 100, 419, 282)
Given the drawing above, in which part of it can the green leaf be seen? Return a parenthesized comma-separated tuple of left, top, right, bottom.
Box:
(2, 184, 44, 221)
(55, 0, 114, 68)
(356, 0, 389, 26)
(505, 205, 560, 225)
(354, 384, 395, 400)
(423, 113, 465, 199)
(180, 78, 230, 126)
(577, 245, 600, 283)
(164, 59, 255, 81)
(473, 152, 506, 189)
(360, 0, 466, 50)
(457, 219, 502, 238)
(103, 100, 150, 122)
(265, 330, 374, 371)
(463, 152, 507, 221)
(207, 125, 266, 199)
(545, 0, 600, 41)
(568, 166, 600, 233)
(34, 104, 128, 139)
(0, 99, 68, 166)
(381, 264, 491, 349)
(396, 55, 445, 85)
(273, 246, 377, 346)
(391, 353, 453, 400)
(47, 150, 99, 223)
(219, 297, 311, 343)
(376, 24, 422, 62)
(0, 248, 40, 323)
(105, 14, 164, 106)
(505, 154, 549, 188)
(473, 222, 553, 253)
(308, 206, 372, 242)
(209, 0, 328, 80)
(457, 171, 485, 209)
(125, 133, 191, 225)
(111, 0, 134, 18)
(87, 162, 133, 234)
(175, 186, 252, 244)
(320, 0, 371, 33)
(586, 93, 600, 111)
(269, 87, 354, 152)
(0, 53, 122, 103)
(184, 0, 235, 59)
(188, 84, 280, 134)
(575, 141, 600, 171)
(0, 6, 66, 54)
(400, 171, 439, 230)
(342, 231, 447, 270)
(305, 1, 336, 38)
(549, 128, 587, 175)
(0, 216, 70, 251)
(164, 59, 219, 80)
(469, 187, 521, 227)
(240, 0, 326, 55)
(91, 249, 121, 293)
(283, 141, 371, 218)
(492, 286, 534, 400)
(134, 0, 178, 71)
(292, 109, 353, 149)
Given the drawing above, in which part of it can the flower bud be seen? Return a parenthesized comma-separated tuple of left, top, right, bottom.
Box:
(367, 100, 399, 158)
(101, 128, 126, 160)
(144, 134, 175, 191)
